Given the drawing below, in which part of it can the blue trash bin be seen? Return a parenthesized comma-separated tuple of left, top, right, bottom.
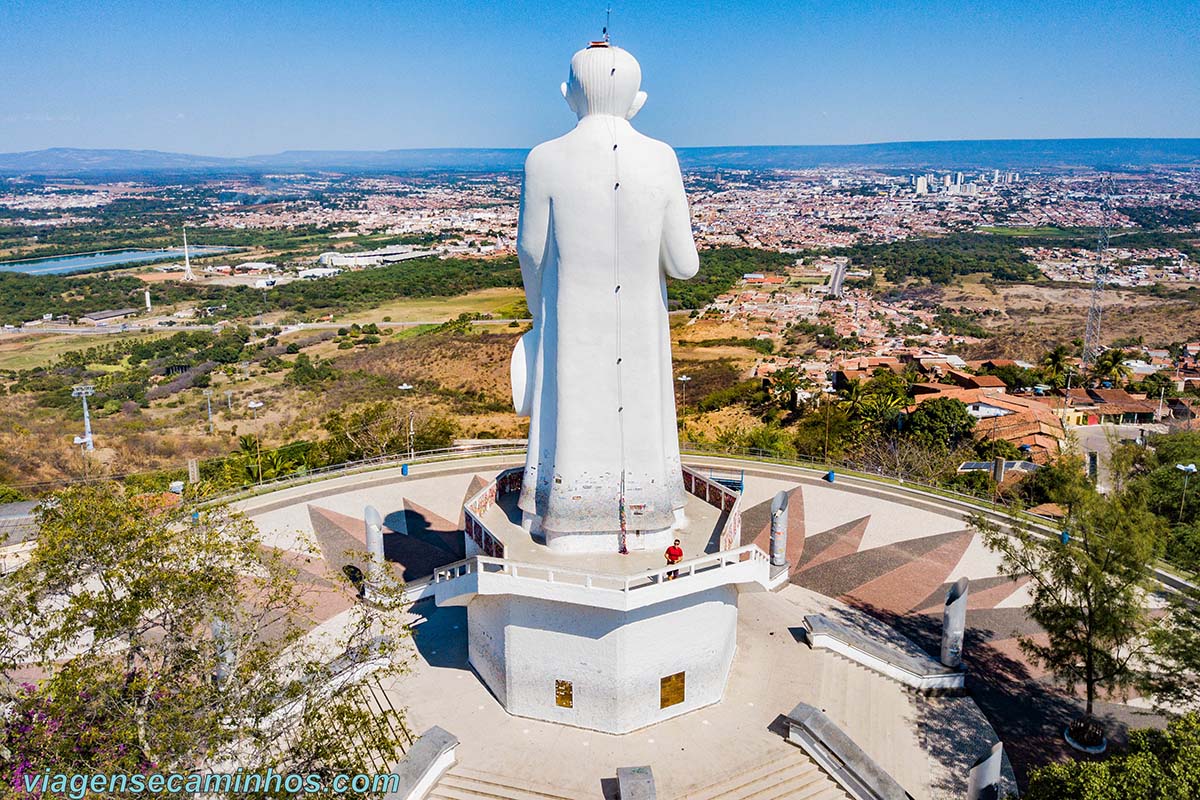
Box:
(401, 464, 409, 476)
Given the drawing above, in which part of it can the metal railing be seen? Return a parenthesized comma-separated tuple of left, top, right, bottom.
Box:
(214, 443, 526, 505)
(679, 442, 1017, 512)
(432, 543, 769, 596)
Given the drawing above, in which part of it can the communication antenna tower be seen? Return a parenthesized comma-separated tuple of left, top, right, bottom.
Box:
(1081, 178, 1113, 367)
(71, 384, 96, 452)
(604, 6, 611, 42)
(182, 226, 196, 282)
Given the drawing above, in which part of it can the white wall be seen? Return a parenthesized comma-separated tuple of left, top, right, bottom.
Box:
(467, 585, 738, 733)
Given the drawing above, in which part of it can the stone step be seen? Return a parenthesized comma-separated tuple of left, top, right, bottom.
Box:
(678, 757, 814, 800)
(429, 766, 577, 800)
(759, 777, 848, 800)
(678, 752, 847, 800)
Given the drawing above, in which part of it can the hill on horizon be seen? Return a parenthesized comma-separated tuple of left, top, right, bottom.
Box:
(1, 139, 1198, 175)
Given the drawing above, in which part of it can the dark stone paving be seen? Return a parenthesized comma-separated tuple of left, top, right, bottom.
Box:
(795, 515, 869, 573)
(308, 504, 462, 583)
(740, 485, 806, 565)
(796, 528, 969, 600)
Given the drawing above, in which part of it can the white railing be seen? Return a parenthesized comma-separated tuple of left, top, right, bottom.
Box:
(432, 543, 769, 596)
(681, 465, 744, 550)
(462, 467, 521, 559)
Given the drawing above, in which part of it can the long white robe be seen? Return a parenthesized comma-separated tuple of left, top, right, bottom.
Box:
(514, 115, 699, 534)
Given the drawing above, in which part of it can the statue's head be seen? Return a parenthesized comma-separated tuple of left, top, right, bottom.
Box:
(561, 44, 648, 121)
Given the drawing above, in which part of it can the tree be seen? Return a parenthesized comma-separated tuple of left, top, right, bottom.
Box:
(792, 401, 854, 461)
(905, 397, 976, 451)
(1143, 581, 1200, 710)
(0, 483, 408, 793)
(745, 423, 797, 459)
(863, 367, 913, 402)
(836, 379, 868, 417)
(1023, 712, 1200, 800)
(320, 402, 405, 464)
(1090, 348, 1132, 386)
(413, 414, 459, 452)
(1131, 369, 1176, 400)
(857, 392, 904, 431)
(1131, 431, 1200, 524)
(768, 367, 802, 412)
(286, 353, 336, 386)
(1040, 344, 1075, 389)
(973, 474, 1164, 739)
(857, 433, 972, 483)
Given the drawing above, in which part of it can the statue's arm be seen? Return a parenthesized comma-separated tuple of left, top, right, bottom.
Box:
(659, 150, 700, 280)
(516, 149, 552, 318)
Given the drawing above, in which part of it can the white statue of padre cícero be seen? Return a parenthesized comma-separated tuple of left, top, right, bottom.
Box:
(511, 42, 699, 553)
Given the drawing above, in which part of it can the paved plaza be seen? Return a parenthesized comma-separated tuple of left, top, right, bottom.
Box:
(238, 452, 1149, 792)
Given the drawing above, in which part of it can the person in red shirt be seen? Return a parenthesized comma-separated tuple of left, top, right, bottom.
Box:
(665, 539, 684, 580)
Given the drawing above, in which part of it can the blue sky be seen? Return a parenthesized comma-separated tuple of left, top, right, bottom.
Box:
(2, 0, 1197, 155)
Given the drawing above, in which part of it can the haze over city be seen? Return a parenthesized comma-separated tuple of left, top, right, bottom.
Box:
(2, 0, 1198, 155)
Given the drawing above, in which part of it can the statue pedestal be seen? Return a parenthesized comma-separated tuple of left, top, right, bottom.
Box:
(467, 585, 738, 734)
(441, 470, 766, 733)
(525, 507, 688, 554)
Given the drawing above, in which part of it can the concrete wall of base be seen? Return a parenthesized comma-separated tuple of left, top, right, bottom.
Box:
(467, 585, 738, 733)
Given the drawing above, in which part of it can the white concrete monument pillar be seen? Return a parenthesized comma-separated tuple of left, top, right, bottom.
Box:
(363, 505, 387, 599)
(966, 741, 1004, 800)
(769, 490, 789, 568)
(941, 576, 970, 668)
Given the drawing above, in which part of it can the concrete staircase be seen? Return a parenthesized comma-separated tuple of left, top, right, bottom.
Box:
(674, 749, 849, 800)
(428, 765, 577, 800)
(811, 650, 927, 798)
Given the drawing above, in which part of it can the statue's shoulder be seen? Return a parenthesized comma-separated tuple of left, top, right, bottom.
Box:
(629, 132, 682, 165)
(525, 137, 571, 173)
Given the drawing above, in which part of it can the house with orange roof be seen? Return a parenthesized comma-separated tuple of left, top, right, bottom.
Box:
(907, 386, 1066, 463)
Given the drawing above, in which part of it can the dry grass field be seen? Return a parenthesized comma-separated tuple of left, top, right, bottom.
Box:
(937, 281, 1200, 358)
(0, 330, 165, 371)
(339, 287, 527, 324)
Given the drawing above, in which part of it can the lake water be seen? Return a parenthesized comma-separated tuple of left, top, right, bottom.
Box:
(0, 246, 238, 276)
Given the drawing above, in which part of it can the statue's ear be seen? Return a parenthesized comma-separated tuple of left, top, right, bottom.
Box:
(561, 81, 578, 115)
(626, 91, 647, 120)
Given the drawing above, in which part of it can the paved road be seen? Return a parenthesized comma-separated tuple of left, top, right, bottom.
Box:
(1, 318, 534, 337)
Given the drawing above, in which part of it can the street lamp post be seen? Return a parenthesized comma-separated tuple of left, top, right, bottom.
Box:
(398, 384, 415, 459)
(676, 374, 692, 406)
(71, 384, 95, 452)
(1177, 463, 1197, 522)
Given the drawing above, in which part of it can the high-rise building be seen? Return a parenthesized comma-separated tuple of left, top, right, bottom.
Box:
(955, 171, 964, 186)
(915, 175, 929, 195)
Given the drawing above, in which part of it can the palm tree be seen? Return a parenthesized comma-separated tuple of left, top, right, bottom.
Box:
(1090, 349, 1132, 387)
(837, 380, 867, 417)
(859, 393, 905, 429)
(770, 368, 802, 412)
(1040, 344, 1074, 388)
(260, 449, 300, 481)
